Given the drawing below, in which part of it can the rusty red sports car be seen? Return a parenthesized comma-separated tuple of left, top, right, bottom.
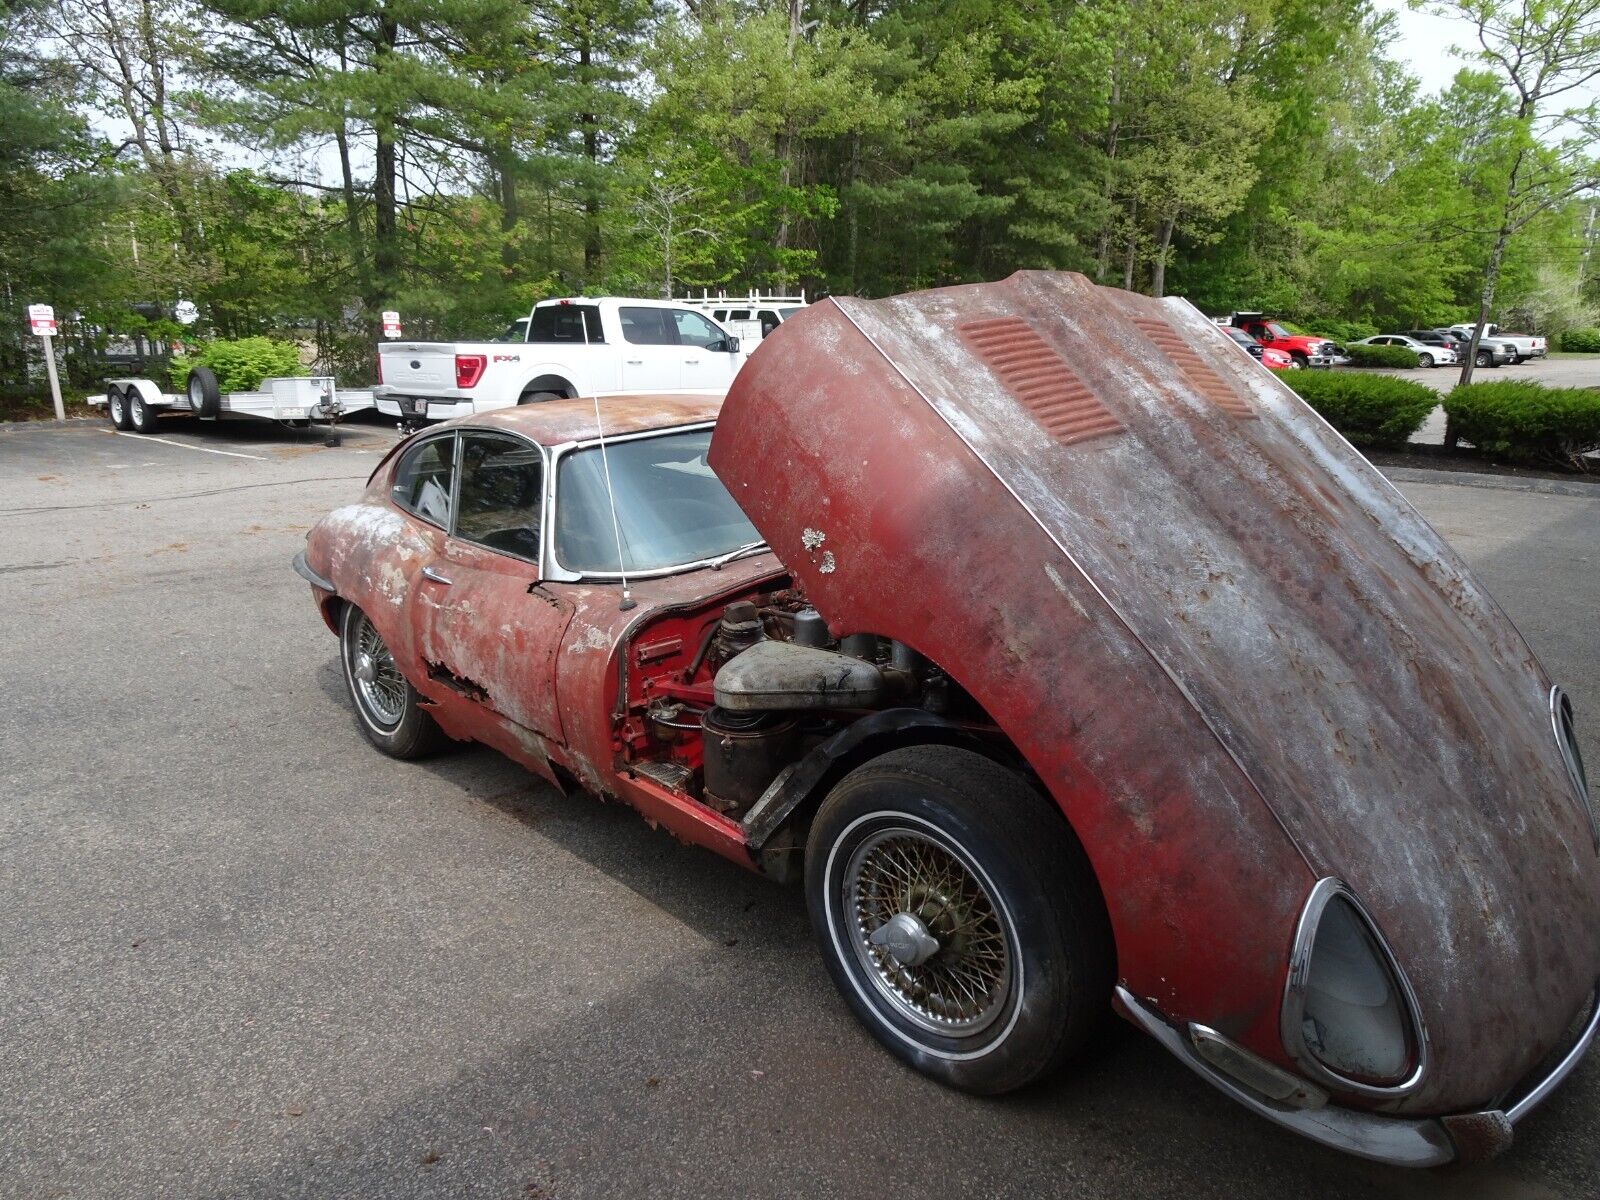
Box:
(295, 272, 1599, 1167)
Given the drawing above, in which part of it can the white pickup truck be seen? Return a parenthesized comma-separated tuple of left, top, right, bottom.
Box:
(376, 297, 744, 423)
(1448, 322, 1547, 363)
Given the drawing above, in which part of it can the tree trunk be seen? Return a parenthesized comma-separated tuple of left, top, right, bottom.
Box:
(580, 35, 602, 279)
(492, 144, 520, 277)
(1151, 215, 1175, 298)
(1455, 227, 1509, 392)
(1095, 66, 1122, 283)
(371, 14, 400, 313)
(1122, 199, 1138, 290)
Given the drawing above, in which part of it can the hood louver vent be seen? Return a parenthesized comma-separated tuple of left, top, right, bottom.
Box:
(1131, 315, 1255, 419)
(959, 316, 1124, 447)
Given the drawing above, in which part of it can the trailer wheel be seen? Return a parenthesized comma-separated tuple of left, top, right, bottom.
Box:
(186, 366, 221, 418)
(806, 746, 1114, 1095)
(128, 390, 161, 434)
(107, 386, 133, 431)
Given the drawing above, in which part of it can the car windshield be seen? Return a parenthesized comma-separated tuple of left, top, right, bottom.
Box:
(1224, 327, 1255, 346)
(555, 428, 762, 574)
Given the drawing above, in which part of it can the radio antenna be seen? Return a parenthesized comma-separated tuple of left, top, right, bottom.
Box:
(592, 394, 635, 611)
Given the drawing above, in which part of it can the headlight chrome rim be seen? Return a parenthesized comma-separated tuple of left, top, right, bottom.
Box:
(1550, 685, 1598, 851)
(1281, 878, 1429, 1099)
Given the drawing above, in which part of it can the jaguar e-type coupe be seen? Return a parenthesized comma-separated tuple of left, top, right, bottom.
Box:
(295, 272, 1599, 1166)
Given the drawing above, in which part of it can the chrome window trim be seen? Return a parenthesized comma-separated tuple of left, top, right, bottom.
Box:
(1550, 685, 1598, 849)
(1280, 877, 1429, 1099)
(543, 421, 769, 582)
(388, 429, 460, 533)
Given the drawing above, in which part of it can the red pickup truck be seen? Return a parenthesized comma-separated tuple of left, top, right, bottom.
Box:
(1223, 312, 1349, 368)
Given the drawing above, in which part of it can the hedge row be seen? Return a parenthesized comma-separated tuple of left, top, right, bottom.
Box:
(170, 337, 305, 394)
(1444, 381, 1600, 471)
(1343, 343, 1419, 369)
(1283, 371, 1437, 448)
(1559, 328, 1600, 353)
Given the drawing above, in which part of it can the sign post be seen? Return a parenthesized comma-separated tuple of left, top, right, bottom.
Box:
(28, 304, 64, 421)
(381, 310, 402, 339)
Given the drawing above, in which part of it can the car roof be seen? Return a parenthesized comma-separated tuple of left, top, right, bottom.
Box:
(449, 393, 723, 446)
(533, 297, 694, 309)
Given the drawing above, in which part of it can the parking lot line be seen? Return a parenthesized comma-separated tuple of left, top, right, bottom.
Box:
(111, 430, 267, 460)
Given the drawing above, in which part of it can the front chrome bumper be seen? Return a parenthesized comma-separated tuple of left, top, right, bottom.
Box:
(1115, 985, 1600, 1168)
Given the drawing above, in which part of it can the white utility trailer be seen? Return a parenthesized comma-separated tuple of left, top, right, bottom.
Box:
(91, 367, 376, 436)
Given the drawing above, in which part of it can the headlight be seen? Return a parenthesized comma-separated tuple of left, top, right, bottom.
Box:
(1552, 686, 1597, 847)
(1282, 880, 1426, 1095)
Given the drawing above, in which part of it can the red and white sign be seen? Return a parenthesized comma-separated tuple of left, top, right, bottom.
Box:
(28, 304, 56, 337)
(381, 310, 402, 338)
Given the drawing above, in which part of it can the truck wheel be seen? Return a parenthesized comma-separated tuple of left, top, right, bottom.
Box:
(186, 366, 221, 418)
(519, 390, 563, 404)
(1476, 350, 1494, 368)
(806, 746, 1113, 1095)
(339, 603, 448, 759)
(107, 386, 133, 431)
(1290, 352, 1309, 369)
(1509, 353, 1523, 365)
(128, 391, 161, 434)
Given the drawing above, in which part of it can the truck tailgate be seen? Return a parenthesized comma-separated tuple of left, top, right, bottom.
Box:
(380, 344, 458, 393)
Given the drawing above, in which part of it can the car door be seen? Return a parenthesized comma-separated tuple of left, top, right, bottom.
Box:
(673, 309, 741, 392)
(411, 430, 574, 744)
(617, 306, 685, 391)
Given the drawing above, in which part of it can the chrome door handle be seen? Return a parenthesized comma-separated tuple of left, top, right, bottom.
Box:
(684, 358, 700, 364)
(421, 565, 453, 585)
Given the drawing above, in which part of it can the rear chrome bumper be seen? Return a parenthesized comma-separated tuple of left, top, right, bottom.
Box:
(291, 549, 335, 594)
(1115, 985, 1600, 1168)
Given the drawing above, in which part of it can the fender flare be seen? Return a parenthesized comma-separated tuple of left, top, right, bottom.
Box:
(516, 369, 577, 400)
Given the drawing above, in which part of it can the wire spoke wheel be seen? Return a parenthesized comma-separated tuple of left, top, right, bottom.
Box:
(843, 824, 1015, 1038)
(351, 612, 406, 729)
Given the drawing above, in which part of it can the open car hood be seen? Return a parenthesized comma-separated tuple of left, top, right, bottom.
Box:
(710, 271, 1600, 1108)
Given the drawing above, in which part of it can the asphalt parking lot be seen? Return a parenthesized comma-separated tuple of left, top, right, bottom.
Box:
(2, 414, 1597, 1200)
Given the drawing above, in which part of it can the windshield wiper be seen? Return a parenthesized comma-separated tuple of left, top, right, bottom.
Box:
(708, 540, 768, 570)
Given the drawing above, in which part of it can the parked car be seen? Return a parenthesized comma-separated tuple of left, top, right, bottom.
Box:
(1447, 323, 1546, 363)
(1404, 329, 1466, 354)
(1435, 328, 1515, 368)
(1221, 324, 1297, 369)
(681, 291, 809, 346)
(1221, 312, 1348, 368)
(1351, 334, 1457, 367)
(376, 297, 744, 426)
(298, 272, 1600, 1169)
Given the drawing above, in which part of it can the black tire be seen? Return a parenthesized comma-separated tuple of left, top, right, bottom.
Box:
(518, 389, 564, 404)
(1417, 352, 1433, 368)
(107, 385, 133, 431)
(339, 602, 449, 759)
(1290, 351, 1309, 369)
(1476, 350, 1493, 368)
(186, 365, 221, 418)
(805, 746, 1114, 1095)
(1509, 353, 1523, 365)
(128, 390, 161, 434)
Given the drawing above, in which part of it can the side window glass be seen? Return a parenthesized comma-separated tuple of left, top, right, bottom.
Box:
(392, 436, 455, 528)
(672, 309, 725, 348)
(455, 433, 545, 561)
(528, 305, 604, 343)
(620, 306, 678, 345)
(729, 309, 752, 320)
(757, 309, 780, 335)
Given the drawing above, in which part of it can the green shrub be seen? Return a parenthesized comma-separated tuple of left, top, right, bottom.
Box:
(1443, 381, 1600, 471)
(170, 337, 305, 394)
(1344, 343, 1420, 369)
(1559, 327, 1600, 353)
(1284, 370, 1437, 448)
(1313, 319, 1379, 343)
